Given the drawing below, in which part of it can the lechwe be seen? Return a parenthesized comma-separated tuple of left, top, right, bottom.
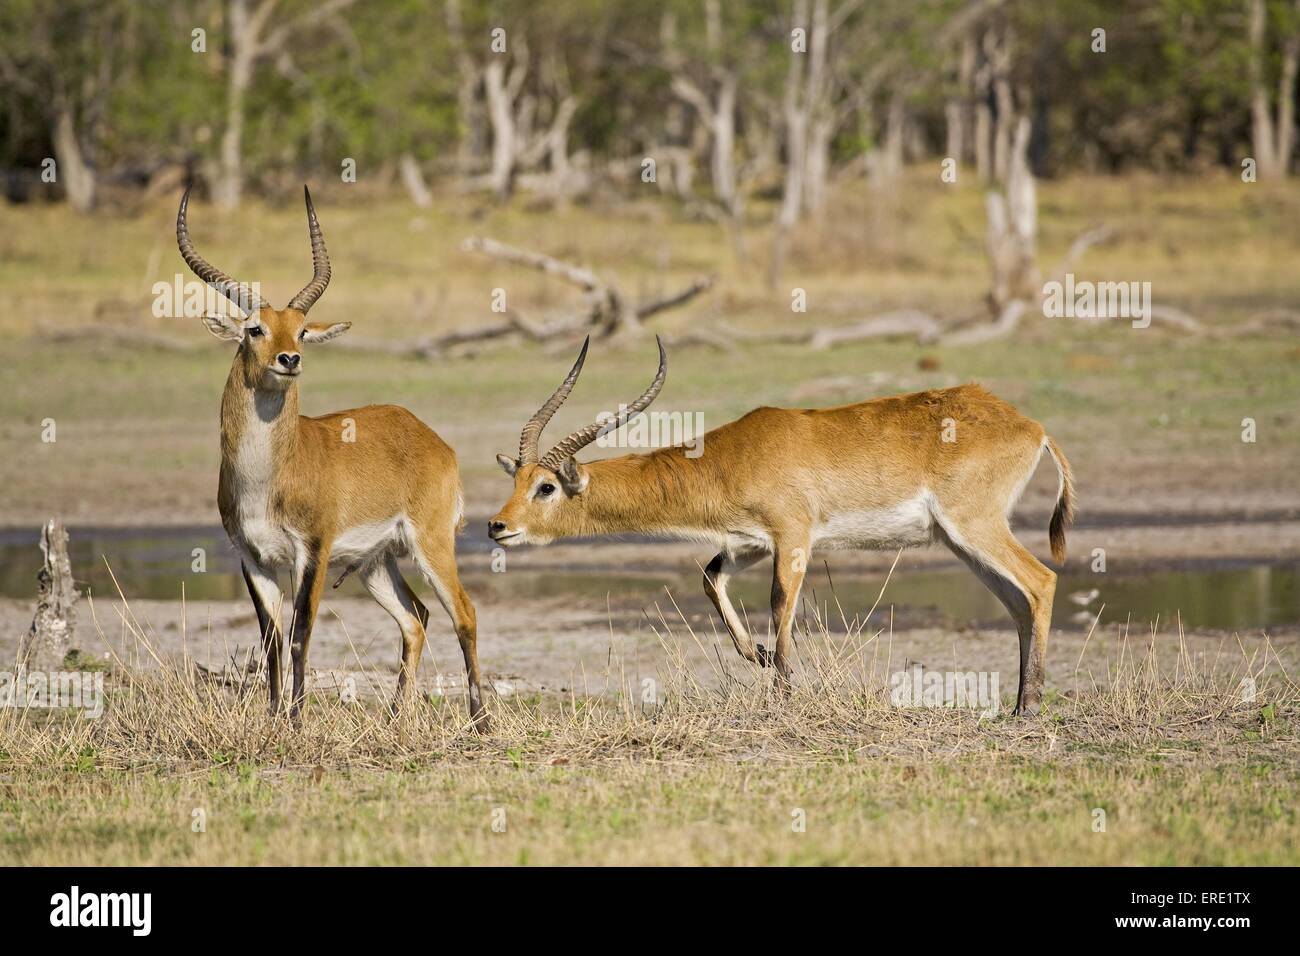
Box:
(489, 337, 1074, 714)
(176, 185, 484, 725)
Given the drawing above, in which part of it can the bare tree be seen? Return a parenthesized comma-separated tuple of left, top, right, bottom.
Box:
(770, 0, 831, 284)
(480, 32, 583, 200)
(446, 0, 488, 176)
(944, 34, 977, 170)
(1249, 0, 1300, 180)
(214, 0, 358, 210)
(0, 5, 123, 212)
(662, 1, 741, 213)
(985, 116, 1038, 313)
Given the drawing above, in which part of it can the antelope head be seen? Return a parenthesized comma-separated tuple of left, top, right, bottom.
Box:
(177, 184, 351, 391)
(489, 336, 667, 546)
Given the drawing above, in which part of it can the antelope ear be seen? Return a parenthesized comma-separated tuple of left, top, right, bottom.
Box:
(202, 313, 244, 342)
(496, 454, 520, 477)
(556, 457, 588, 496)
(302, 321, 352, 343)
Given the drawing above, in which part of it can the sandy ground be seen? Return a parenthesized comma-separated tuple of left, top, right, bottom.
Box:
(4, 523, 1295, 708)
(1, 592, 1291, 707)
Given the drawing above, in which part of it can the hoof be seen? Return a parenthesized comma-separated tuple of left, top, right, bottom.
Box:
(755, 644, 772, 668)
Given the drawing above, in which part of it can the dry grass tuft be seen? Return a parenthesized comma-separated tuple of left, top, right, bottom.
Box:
(2, 572, 1294, 775)
(1, 574, 1296, 864)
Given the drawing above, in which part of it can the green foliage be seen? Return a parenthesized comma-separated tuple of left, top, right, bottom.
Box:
(0, 0, 1295, 197)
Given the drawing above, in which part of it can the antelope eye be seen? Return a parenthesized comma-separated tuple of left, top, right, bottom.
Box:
(537, 482, 556, 498)
(246, 325, 265, 337)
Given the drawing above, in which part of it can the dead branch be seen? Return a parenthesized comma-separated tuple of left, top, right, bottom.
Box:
(447, 236, 715, 349)
(663, 328, 739, 352)
(712, 321, 810, 345)
(942, 299, 1027, 346)
(809, 311, 943, 349)
(635, 276, 715, 321)
(1146, 305, 1204, 334)
(1047, 225, 1116, 287)
(461, 236, 600, 290)
(1236, 308, 1300, 335)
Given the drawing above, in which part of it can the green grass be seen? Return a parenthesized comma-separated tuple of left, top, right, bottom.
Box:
(1, 327, 1295, 525)
(2, 753, 1295, 866)
(2, 170, 1299, 525)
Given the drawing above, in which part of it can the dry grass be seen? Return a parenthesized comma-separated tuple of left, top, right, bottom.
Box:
(1, 578, 1296, 865)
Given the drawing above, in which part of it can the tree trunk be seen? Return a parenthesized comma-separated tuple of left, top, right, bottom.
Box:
(973, 30, 993, 182)
(399, 153, 433, 207)
(21, 519, 77, 673)
(1277, 22, 1300, 176)
(772, 82, 807, 285)
(216, 0, 255, 210)
(803, 113, 834, 214)
(775, 11, 809, 234)
(882, 89, 906, 180)
(989, 25, 1015, 182)
(985, 116, 1038, 312)
(1250, 0, 1279, 179)
(484, 59, 517, 200)
(545, 96, 578, 197)
(52, 108, 95, 212)
(445, 0, 486, 174)
(712, 73, 738, 211)
(945, 99, 963, 167)
(771, 0, 832, 284)
(958, 33, 976, 166)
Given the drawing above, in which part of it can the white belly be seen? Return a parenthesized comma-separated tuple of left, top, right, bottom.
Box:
(812, 494, 935, 551)
(331, 515, 410, 565)
(233, 511, 409, 572)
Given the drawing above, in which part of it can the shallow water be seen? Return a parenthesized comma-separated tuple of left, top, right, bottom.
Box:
(0, 526, 1295, 631)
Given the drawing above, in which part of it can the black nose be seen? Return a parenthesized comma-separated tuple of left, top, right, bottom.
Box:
(489, 521, 506, 536)
(277, 352, 301, 369)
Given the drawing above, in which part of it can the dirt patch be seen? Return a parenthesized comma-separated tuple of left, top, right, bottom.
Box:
(3, 587, 1293, 709)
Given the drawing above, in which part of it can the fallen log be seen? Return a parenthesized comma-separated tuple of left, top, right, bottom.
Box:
(809, 311, 943, 349)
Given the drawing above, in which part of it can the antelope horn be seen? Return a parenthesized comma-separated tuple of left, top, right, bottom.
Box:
(286, 185, 332, 313)
(538, 335, 667, 471)
(176, 184, 265, 315)
(517, 336, 590, 464)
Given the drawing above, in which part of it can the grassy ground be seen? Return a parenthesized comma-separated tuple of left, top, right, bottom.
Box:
(3, 173, 1299, 866)
(1, 597, 1296, 865)
(5, 332, 1297, 527)
(1, 172, 1299, 525)
(5, 757, 1295, 866)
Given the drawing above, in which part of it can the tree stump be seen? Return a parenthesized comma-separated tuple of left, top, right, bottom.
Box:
(20, 519, 78, 672)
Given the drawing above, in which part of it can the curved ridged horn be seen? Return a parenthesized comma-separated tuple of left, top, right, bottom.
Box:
(539, 335, 667, 471)
(176, 184, 265, 315)
(286, 185, 332, 313)
(518, 336, 590, 464)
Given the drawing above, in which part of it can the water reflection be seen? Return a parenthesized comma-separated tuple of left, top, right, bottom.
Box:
(0, 526, 1295, 631)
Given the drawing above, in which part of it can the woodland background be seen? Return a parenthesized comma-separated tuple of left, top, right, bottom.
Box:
(5, 1, 1300, 217)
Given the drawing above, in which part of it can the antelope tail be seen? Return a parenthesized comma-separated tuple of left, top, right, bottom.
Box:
(1043, 436, 1075, 564)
